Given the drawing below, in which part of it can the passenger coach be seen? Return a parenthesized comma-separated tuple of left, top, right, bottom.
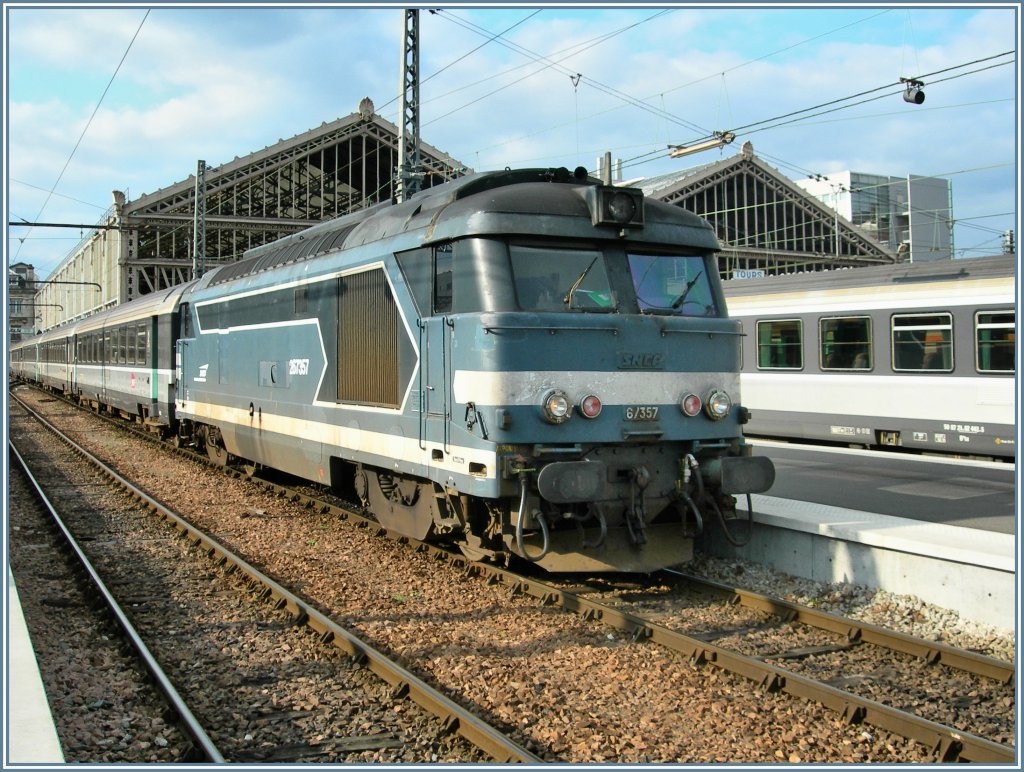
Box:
(724, 256, 1016, 458)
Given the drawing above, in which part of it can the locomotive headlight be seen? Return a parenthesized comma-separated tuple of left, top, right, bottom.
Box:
(704, 389, 732, 421)
(542, 389, 572, 424)
(587, 186, 645, 228)
(680, 392, 702, 417)
(607, 192, 638, 224)
(579, 394, 603, 419)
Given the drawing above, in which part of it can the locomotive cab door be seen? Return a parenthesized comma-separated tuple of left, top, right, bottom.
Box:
(419, 246, 454, 456)
(419, 316, 453, 450)
(175, 303, 196, 410)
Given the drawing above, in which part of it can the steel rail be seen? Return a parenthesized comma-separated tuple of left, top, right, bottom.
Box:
(14, 386, 1015, 763)
(8, 440, 226, 764)
(11, 394, 540, 765)
(162, 432, 1015, 764)
(457, 564, 1015, 764)
(667, 571, 1014, 684)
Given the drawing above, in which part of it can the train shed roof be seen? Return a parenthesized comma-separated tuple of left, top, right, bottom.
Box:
(631, 141, 896, 276)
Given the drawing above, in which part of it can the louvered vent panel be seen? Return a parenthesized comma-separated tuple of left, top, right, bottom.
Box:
(337, 268, 400, 407)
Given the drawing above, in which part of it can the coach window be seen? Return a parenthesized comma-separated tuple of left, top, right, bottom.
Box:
(820, 317, 872, 370)
(137, 324, 149, 366)
(892, 313, 953, 371)
(128, 325, 138, 365)
(119, 325, 129, 365)
(756, 319, 803, 369)
(976, 311, 1015, 373)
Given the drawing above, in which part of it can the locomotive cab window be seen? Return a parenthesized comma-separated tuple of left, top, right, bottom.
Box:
(756, 319, 803, 369)
(976, 310, 1015, 373)
(892, 313, 953, 371)
(434, 243, 453, 314)
(510, 244, 614, 311)
(629, 253, 717, 316)
(820, 316, 872, 370)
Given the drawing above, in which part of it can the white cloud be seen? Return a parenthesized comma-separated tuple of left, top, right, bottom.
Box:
(6, 6, 1017, 276)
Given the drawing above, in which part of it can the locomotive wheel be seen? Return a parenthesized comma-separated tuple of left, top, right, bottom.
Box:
(362, 468, 439, 542)
(201, 425, 229, 466)
(206, 442, 229, 466)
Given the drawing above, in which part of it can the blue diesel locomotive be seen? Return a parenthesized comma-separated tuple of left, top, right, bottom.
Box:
(12, 167, 774, 572)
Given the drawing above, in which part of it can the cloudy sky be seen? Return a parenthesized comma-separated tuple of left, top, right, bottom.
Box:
(5, 4, 1019, 280)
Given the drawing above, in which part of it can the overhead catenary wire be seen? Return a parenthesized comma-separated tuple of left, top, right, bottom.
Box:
(606, 51, 1015, 177)
(740, 150, 1014, 243)
(14, 9, 150, 263)
(412, 11, 669, 115)
(373, 9, 543, 117)
(424, 8, 709, 134)
(466, 8, 898, 163)
(725, 51, 1015, 137)
(15, 10, 1015, 276)
(9, 179, 111, 211)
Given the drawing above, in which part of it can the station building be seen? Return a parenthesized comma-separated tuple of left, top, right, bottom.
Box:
(29, 107, 894, 333)
(8, 262, 41, 341)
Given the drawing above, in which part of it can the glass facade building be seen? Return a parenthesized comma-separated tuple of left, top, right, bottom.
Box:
(795, 172, 952, 262)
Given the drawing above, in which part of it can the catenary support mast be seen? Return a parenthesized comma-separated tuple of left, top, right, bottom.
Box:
(397, 9, 421, 202)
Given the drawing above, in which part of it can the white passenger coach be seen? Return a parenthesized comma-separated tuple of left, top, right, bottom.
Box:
(724, 255, 1016, 459)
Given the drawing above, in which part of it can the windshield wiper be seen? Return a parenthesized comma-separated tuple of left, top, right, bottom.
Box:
(563, 256, 600, 308)
(670, 271, 704, 310)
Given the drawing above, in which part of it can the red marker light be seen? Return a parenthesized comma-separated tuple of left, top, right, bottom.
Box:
(579, 394, 602, 418)
(681, 393, 702, 417)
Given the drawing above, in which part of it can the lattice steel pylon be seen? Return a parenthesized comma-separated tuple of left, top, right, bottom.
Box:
(397, 9, 422, 202)
(192, 159, 206, 280)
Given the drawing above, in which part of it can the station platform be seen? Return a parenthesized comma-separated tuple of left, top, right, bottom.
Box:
(6, 569, 64, 764)
(702, 495, 1017, 631)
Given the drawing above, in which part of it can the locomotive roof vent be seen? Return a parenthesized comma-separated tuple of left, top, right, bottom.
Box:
(585, 185, 645, 230)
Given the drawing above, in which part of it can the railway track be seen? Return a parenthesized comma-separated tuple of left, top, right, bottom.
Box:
(9, 384, 1017, 763)
(516, 571, 1015, 762)
(8, 393, 539, 764)
(9, 444, 222, 763)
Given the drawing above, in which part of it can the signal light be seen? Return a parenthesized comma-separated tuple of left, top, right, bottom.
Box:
(579, 394, 603, 419)
(680, 393, 702, 417)
(587, 186, 644, 229)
